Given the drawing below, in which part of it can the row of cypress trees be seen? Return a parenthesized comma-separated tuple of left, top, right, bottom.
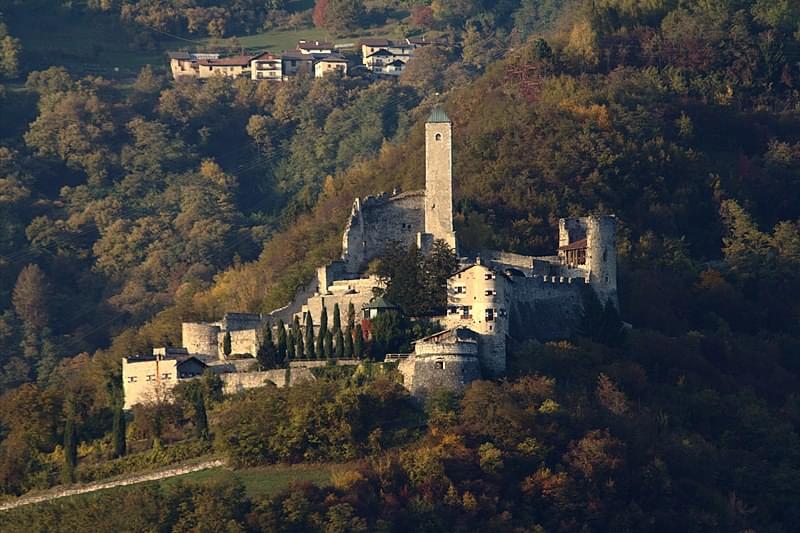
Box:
(257, 302, 366, 369)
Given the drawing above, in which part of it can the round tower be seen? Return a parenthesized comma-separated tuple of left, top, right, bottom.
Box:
(182, 323, 221, 358)
(586, 215, 618, 307)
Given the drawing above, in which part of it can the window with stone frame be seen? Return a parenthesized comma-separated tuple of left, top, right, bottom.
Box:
(485, 308, 495, 321)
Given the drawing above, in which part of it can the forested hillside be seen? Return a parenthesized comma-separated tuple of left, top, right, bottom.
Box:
(2, 0, 800, 531)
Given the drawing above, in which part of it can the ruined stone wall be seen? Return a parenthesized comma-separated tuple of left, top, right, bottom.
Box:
(341, 191, 425, 273)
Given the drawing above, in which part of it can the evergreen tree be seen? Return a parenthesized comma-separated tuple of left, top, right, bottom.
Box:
(334, 328, 344, 358)
(112, 404, 126, 458)
(305, 313, 316, 358)
(317, 305, 328, 356)
(222, 331, 232, 358)
(347, 301, 355, 331)
(600, 299, 625, 347)
(332, 303, 341, 333)
(343, 325, 354, 358)
(257, 323, 277, 369)
(354, 324, 364, 359)
(296, 329, 305, 359)
(63, 416, 77, 483)
(286, 328, 295, 360)
(276, 319, 287, 364)
(324, 329, 333, 358)
(192, 384, 209, 440)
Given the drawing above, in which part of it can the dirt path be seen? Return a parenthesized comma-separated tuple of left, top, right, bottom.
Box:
(0, 458, 225, 512)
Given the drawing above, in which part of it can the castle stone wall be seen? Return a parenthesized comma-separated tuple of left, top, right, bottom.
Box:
(341, 191, 425, 273)
(218, 329, 260, 358)
(219, 367, 316, 395)
(510, 275, 585, 341)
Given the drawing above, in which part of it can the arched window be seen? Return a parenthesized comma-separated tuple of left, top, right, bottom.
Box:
(435, 133, 442, 141)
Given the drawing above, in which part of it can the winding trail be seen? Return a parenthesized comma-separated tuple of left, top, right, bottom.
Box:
(0, 458, 225, 512)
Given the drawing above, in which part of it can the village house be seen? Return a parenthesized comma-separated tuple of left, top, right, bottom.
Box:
(250, 51, 282, 80)
(196, 54, 252, 79)
(168, 51, 220, 78)
(359, 37, 430, 76)
(314, 53, 349, 77)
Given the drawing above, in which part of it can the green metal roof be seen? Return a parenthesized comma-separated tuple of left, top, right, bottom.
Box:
(363, 296, 399, 309)
(427, 106, 450, 123)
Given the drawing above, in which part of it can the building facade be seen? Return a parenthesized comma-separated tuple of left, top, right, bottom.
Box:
(122, 348, 207, 409)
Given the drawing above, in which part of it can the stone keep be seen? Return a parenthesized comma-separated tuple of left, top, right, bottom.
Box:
(424, 107, 457, 250)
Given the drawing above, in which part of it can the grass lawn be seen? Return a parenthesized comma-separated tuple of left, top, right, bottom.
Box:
(9, 9, 168, 78)
(161, 462, 342, 498)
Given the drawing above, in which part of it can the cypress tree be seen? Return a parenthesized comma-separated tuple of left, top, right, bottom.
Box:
(222, 331, 232, 357)
(296, 329, 305, 359)
(347, 302, 355, 330)
(334, 328, 344, 358)
(354, 324, 364, 359)
(317, 305, 328, 356)
(286, 328, 295, 360)
(193, 385, 209, 440)
(304, 313, 315, 358)
(343, 325, 353, 358)
(63, 417, 77, 483)
(112, 404, 126, 458)
(276, 319, 287, 364)
(324, 329, 333, 358)
(257, 323, 276, 369)
(333, 303, 341, 333)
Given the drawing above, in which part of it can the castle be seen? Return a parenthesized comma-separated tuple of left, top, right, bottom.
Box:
(145, 106, 617, 405)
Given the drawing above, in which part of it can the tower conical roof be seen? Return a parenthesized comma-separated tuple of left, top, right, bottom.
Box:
(427, 106, 450, 123)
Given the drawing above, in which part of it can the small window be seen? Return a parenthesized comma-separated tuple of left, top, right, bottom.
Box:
(435, 133, 442, 141)
(146, 374, 155, 381)
(454, 286, 466, 294)
(435, 360, 444, 369)
(462, 306, 472, 319)
(484, 273, 495, 280)
(161, 373, 171, 380)
(485, 289, 496, 296)
(485, 308, 495, 322)
(127, 376, 137, 383)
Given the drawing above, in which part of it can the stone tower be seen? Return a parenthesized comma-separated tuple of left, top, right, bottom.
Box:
(424, 107, 457, 251)
(558, 215, 618, 307)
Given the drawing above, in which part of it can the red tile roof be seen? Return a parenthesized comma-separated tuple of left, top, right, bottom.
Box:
(558, 238, 588, 251)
